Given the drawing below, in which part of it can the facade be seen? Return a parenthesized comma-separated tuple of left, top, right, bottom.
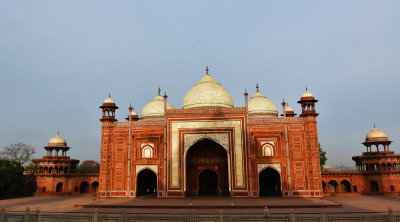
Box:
(32, 134, 99, 196)
(98, 68, 322, 198)
(29, 67, 400, 198)
(322, 127, 400, 196)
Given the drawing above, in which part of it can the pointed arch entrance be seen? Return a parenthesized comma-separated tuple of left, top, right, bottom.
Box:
(186, 139, 229, 196)
(56, 182, 63, 193)
(259, 167, 281, 196)
(136, 169, 157, 197)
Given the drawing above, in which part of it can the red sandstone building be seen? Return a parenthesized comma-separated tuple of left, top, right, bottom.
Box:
(98, 68, 322, 198)
(322, 126, 400, 196)
(31, 68, 400, 198)
(32, 134, 99, 196)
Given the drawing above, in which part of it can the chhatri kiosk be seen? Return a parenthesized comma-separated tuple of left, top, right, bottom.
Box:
(98, 67, 321, 198)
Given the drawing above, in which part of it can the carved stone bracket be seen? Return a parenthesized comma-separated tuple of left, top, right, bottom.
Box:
(184, 133, 229, 153)
(257, 163, 281, 174)
(136, 165, 158, 174)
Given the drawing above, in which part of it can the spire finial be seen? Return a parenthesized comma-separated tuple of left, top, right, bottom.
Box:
(206, 66, 209, 75)
(374, 123, 376, 128)
(108, 93, 111, 98)
(256, 83, 259, 92)
(282, 97, 285, 102)
(158, 86, 161, 95)
(306, 86, 308, 91)
(57, 131, 59, 135)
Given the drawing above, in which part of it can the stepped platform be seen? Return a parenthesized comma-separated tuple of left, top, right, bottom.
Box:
(75, 196, 342, 209)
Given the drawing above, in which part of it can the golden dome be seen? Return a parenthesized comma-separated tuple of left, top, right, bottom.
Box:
(48, 133, 67, 146)
(141, 95, 174, 118)
(103, 97, 115, 104)
(366, 127, 387, 140)
(182, 68, 234, 109)
(248, 90, 278, 115)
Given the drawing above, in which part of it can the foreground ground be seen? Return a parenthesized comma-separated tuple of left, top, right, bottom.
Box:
(0, 195, 399, 216)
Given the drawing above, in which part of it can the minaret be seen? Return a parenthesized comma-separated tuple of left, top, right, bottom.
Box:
(100, 94, 119, 122)
(297, 87, 321, 196)
(297, 87, 318, 117)
(99, 94, 118, 197)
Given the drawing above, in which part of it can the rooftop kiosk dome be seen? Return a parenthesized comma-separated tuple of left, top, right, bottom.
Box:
(44, 133, 70, 157)
(103, 96, 115, 104)
(362, 125, 392, 152)
(366, 127, 388, 141)
(141, 88, 174, 118)
(182, 67, 234, 109)
(48, 133, 67, 146)
(247, 84, 278, 116)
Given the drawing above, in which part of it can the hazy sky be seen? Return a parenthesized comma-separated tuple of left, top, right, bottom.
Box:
(0, 1, 399, 166)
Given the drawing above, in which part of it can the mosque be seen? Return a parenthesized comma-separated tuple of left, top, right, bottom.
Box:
(98, 67, 321, 198)
(31, 67, 400, 197)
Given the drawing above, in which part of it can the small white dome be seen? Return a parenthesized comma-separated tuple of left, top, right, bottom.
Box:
(141, 95, 174, 118)
(284, 106, 294, 112)
(182, 68, 234, 109)
(248, 91, 278, 115)
(103, 97, 115, 104)
(48, 133, 67, 146)
(301, 90, 314, 98)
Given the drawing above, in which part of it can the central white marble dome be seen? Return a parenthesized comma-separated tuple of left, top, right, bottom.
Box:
(182, 68, 234, 109)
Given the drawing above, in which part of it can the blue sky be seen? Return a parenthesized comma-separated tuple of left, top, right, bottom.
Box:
(0, 1, 399, 165)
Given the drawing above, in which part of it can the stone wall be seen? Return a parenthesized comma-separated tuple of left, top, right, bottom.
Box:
(1, 208, 399, 222)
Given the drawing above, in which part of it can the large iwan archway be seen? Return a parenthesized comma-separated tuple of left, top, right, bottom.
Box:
(136, 169, 157, 197)
(259, 167, 281, 196)
(186, 139, 229, 196)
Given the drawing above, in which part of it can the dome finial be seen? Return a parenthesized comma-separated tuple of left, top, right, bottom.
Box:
(306, 86, 308, 91)
(256, 83, 259, 92)
(108, 93, 111, 98)
(206, 66, 209, 75)
(158, 86, 161, 95)
(57, 131, 59, 135)
(374, 123, 376, 128)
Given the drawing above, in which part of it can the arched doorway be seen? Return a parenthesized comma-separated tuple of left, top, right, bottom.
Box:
(327, 180, 338, 193)
(340, 180, 351, 193)
(199, 169, 218, 195)
(371, 181, 379, 192)
(136, 169, 157, 197)
(56, 182, 63, 193)
(80, 181, 90, 194)
(259, 167, 281, 196)
(91, 181, 99, 194)
(186, 139, 229, 196)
